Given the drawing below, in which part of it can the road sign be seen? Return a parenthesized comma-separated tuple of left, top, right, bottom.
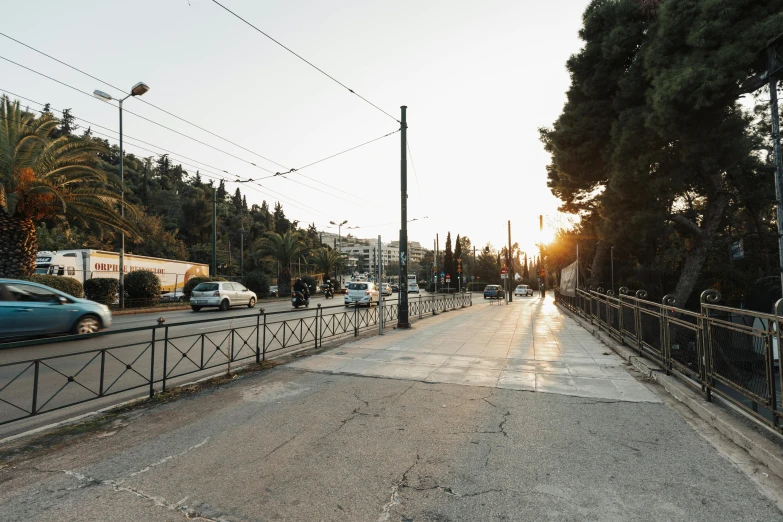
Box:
(501, 273, 507, 279)
(446, 273, 451, 282)
(500, 267, 508, 275)
(440, 272, 445, 277)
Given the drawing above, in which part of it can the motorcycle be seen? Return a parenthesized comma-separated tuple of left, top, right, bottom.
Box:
(292, 290, 310, 309)
(322, 284, 334, 299)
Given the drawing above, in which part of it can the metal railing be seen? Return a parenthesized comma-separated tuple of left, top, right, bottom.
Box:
(0, 293, 471, 426)
(555, 286, 783, 434)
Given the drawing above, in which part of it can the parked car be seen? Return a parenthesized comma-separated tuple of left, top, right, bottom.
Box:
(514, 285, 533, 297)
(0, 278, 112, 340)
(391, 284, 400, 293)
(408, 282, 420, 294)
(381, 283, 393, 296)
(190, 282, 257, 312)
(344, 282, 379, 307)
(269, 285, 279, 297)
(484, 285, 505, 299)
(160, 289, 186, 302)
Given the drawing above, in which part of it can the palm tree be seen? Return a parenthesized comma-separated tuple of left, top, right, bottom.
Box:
(310, 247, 346, 286)
(0, 96, 137, 278)
(254, 229, 306, 296)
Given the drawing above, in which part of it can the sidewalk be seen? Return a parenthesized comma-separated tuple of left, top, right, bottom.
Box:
(1, 297, 781, 521)
(290, 297, 658, 402)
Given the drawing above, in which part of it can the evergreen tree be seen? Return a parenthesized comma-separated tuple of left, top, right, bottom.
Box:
(454, 234, 463, 285)
(443, 232, 455, 285)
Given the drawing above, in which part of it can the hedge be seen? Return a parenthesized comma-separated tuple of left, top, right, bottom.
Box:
(29, 275, 84, 298)
(124, 270, 161, 299)
(242, 271, 269, 298)
(84, 278, 119, 306)
(184, 276, 226, 297)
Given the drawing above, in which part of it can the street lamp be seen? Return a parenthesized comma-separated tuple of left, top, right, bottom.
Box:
(93, 82, 150, 308)
(329, 220, 348, 286)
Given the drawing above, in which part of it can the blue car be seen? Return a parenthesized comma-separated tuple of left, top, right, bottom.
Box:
(0, 279, 113, 340)
(483, 285, 505, 299)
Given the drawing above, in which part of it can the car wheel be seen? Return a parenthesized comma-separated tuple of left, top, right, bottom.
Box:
(248, 297, 256, 308)
(73, 315, 101, 335)
(178, 296, 185, 302)
(192, 306, 202, 312)
(219, 299, 230, 311)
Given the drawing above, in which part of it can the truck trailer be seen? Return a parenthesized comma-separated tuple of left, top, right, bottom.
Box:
(35, 250, 209, 292)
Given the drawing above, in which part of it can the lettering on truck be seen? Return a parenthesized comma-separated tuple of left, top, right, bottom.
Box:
(93, 263, 165, 274)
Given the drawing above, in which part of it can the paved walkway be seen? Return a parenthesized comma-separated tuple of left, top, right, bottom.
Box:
(289, 297, 659, 402)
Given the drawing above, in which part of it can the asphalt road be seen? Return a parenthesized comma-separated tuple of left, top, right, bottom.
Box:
(1, 363, 780, 520)
(0, 290, 463, 437)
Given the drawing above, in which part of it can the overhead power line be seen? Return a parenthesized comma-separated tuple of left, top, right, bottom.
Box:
(210, 0, 400, 124)
(0, 31, 287, 169)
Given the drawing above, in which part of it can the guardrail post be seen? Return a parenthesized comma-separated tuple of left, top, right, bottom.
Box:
(775, 299, 783, 430)
(99, 349, 106, 397)
(162, 325, 169, 393)
(419, 295, 423, 319)
(262, 309, 267, 362)
(700, 289, 721, 402)
(662, 295, 676, 374)
(354, 305, 359, 337)
(150, 327, 157, 397)
(634, 290, 648, 354)
(316, 304, 321, 349)
(31, 360, 39, 415)
(256, 311, 262, 364)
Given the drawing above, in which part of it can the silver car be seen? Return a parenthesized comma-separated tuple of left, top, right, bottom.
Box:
(190, 282, 257, 312)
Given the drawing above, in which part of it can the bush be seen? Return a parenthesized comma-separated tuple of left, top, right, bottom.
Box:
(301, 275, 317, 294)
(29, 275, 84, 298)
(183, 276, 226, 298)
(243, 271, 269, 298)
(84, 278, 119, 306)
(124, 270, 161, 299)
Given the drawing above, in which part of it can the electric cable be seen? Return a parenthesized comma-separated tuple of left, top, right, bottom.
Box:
(0, 31, 287, 169)
(210, 0, 400, 124)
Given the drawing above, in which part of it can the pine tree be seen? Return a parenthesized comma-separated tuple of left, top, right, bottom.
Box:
(454, 234, 463, 286)
(443, 232, 454, 287)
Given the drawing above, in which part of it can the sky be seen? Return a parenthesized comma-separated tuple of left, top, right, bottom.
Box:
(2, 0, 588, 259)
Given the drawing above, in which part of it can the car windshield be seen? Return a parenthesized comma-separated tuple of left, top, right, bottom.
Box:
(193, 283, 219, 292)
(348, 283, 368, 290)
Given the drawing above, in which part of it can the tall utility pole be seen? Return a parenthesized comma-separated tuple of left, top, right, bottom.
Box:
(768, 35, 783, 291)
(240, 226, 245, 278)
(398, 106, 410, 328)
(508, 220, 513, 302)
(378, 235, 383, 335)
(211, 187, 217, 277)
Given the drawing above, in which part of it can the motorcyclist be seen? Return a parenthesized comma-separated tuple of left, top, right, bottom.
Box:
(324, 279, 333, 295)
(293, 277, 309, 299)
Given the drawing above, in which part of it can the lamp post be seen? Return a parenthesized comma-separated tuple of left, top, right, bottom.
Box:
(330, 219, 348, 287)
(93, 82, 150, 308)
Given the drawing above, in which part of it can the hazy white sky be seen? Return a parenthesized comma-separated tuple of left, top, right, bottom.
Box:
(2, 0, 588, 257)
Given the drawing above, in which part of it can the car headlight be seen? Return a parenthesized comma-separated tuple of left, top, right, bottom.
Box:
(100, 304, 110, 312)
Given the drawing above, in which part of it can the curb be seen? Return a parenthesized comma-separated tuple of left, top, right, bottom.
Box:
(558, 303, 783, 481)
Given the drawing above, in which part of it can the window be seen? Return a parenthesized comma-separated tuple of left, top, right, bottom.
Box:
(348, 283, 368, 290)
(67, 267, 76, 276)
(5, 283, 61, 303)
(193, 283, 219, 292)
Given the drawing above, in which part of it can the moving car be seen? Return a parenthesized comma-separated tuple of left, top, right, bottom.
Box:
(0, 278, 112, 340)
(381, 283, 392, 296)
(190, 282, 257, 312)
(160, 289, 186, 302)
(391, 284, 400, 293)
(344, 282, 379, 307)
(269, 285, 279, 297)
(483, 285, 505, 299)
(514, 285, 533, 297)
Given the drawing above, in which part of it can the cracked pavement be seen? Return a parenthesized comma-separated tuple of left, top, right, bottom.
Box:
(0, 298, 781, 520)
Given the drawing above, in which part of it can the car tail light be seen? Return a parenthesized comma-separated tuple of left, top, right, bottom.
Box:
(213, 291, 220, 297)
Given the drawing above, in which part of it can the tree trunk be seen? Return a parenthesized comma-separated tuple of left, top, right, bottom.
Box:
(0, 214, 37, 279)
(672, 189, 730, 307)
(279, 265, 292, 297)
(588, 241, 609, 287)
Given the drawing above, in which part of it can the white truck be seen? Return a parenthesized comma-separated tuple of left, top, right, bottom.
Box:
(34, 250, 209, 292)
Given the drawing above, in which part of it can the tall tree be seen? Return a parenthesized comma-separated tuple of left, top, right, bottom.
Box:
(254, 229, 306, 297)
(443, 232, 454, 284)
(454, 234, 463, 286)
(0, 96, 136, 277)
